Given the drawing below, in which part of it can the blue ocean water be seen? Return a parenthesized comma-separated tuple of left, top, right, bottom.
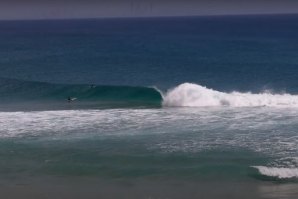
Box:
(1, 15, 298, 198)
(1, 15, 298, 91)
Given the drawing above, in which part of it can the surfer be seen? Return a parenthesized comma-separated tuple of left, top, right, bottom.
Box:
(67, 97, 77, 102)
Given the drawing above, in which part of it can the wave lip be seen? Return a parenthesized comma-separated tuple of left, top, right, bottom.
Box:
(252, 166, 298, 179)
(163, 83, 298, 107)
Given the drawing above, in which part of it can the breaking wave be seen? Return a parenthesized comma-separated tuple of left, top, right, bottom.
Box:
(163, 83, 298, 107)
(3, 79, 298, 110)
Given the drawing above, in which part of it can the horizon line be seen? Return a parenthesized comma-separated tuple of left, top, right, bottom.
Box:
(1, 12, 298, 22)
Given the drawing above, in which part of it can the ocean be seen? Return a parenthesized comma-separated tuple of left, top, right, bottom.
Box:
(0, 14, 298, 198)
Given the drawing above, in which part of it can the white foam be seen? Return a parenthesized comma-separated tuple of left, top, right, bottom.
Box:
(253, 166, 298, 179)
(162, 83, 298, 107)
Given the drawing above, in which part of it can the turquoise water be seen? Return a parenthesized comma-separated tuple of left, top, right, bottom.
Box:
(1, 107, 298, 198)
(1, 15, 298, 198)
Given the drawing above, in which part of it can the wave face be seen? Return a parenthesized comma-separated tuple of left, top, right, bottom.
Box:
(4, 80, 298, 110)
(0, 78, 162, 109)
(252, 166, 298, 179)
(163, 83, 298, 107)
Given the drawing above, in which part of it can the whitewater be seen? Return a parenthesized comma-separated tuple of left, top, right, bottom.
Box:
(252, 166, 298, 179)
(1, 106, 298, 180)
(163, 83, 298, 107)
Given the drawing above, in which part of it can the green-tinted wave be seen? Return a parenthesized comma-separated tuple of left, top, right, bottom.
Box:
(0, 78, 163, 109)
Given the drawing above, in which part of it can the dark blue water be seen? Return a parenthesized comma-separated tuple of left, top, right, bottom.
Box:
(1, 14, 298, 92)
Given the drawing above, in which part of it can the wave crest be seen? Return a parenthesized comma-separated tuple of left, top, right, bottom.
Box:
(163, 83, 298, 107)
